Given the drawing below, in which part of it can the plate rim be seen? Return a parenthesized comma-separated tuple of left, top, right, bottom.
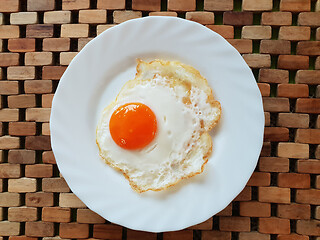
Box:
(50, 16, 264, 232)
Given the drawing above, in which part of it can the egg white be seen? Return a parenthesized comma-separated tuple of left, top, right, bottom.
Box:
(96, 60, 221, 193)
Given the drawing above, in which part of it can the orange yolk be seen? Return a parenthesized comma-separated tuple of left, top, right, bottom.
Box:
(109, 103, 157, 150)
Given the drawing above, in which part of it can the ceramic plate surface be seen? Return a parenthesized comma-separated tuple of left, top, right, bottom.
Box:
(50, 16, 264, 232)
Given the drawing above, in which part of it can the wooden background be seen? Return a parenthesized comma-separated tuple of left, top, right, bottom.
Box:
(0, 0, 319, 239)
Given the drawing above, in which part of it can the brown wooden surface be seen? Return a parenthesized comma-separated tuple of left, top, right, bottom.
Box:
(0, 0, 319, 239)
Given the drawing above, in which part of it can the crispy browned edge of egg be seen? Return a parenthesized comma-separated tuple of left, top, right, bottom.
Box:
(96, 59, 221, 193)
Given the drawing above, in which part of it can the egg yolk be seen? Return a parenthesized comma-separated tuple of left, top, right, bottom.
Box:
(109, 103, 157, 150)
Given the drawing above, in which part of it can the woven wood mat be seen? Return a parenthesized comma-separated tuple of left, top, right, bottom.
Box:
(0, 0, 319, 239)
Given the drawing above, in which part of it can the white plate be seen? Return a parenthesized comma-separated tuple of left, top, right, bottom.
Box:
(50, 16, 264, 233)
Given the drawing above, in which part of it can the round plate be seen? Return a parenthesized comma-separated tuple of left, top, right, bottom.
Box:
(50, 16, 264, 232)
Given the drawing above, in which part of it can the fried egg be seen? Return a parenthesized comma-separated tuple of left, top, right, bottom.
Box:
(96, 59, 221, 193)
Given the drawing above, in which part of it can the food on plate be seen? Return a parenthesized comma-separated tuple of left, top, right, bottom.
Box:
(96, 59, 221, 193)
